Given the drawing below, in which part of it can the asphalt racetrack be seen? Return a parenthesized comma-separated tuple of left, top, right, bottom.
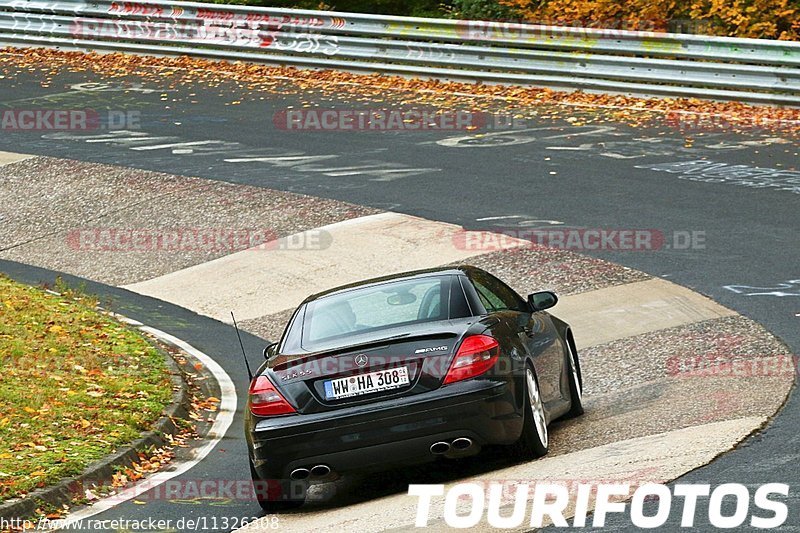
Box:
(0, 58, 798, 531)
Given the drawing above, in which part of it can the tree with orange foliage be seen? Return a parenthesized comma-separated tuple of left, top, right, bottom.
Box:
(495, 0, 799, 39)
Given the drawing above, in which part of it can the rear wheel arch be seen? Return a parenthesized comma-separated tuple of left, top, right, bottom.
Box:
(564, 328, 582, 389)
(563, 328, 584, 418)
(519, 358, 541, 414)
(512, 353, 536, 411)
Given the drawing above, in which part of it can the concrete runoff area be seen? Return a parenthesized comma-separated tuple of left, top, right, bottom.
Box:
(125, 219, 735, 345)
(125, 212, 527, 322)
(0, 151, 32, 166)
(556, 279, 737, 349)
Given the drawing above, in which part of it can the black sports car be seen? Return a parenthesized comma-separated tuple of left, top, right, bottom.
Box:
(245, 266, 583, 510)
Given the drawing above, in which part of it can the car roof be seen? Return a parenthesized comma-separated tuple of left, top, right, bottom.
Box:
(301, 265, 483, 304)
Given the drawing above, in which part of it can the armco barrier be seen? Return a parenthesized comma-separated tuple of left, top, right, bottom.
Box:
(0, 0, 798, 105)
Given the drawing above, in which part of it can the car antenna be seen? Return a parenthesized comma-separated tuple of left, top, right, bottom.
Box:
(231, 311, 253, 381)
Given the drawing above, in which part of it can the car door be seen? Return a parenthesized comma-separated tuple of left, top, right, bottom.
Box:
(469, 272, 564, 406)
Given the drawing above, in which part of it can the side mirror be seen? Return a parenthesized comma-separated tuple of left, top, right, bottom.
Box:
(528, 291, 558, 312)
(263, 342, 278, 359)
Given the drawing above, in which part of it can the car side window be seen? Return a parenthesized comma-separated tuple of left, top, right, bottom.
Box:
(473, 279, 506, 312)
(471, 272, 525, 312)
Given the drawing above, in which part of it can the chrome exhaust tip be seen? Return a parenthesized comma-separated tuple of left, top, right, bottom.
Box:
(451, 437, 473, 451)
(290, 468, 310, 480)
(310, 464, 331, 478)
(430, 441, 451, 455)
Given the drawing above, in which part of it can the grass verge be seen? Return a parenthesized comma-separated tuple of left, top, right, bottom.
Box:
(0, 275, 173, 503)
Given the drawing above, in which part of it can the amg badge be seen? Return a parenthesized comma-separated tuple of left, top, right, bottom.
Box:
(414, 345, 448, 354)
(281, 368, 313, 381)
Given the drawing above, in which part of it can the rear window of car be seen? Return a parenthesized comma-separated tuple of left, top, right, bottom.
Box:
(297, 275, 456, 350)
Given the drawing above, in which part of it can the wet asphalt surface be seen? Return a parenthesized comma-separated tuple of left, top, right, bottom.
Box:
(0, 64, 798, 530)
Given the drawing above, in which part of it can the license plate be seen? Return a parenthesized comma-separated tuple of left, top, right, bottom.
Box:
(324, 367, 410, 400)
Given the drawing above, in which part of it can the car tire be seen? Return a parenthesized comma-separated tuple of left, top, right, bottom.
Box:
(515, 365, 549, 459)
(564, 334, 584, 418)
(250, 462, 307, 513)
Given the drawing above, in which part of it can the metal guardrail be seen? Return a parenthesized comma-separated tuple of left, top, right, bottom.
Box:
(1, 0, 799, 105)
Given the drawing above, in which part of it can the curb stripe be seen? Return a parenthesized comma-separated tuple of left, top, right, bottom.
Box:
(53, 325, 237, 530)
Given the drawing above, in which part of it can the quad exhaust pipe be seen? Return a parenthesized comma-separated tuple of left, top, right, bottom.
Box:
(290, 464, 332, 480)
(289, 467, 310, 480)
(451, 437, 473, 450)
(310, 464, 331, 478)
(430, 441, 450, 455)
(431, 437, 474, 455)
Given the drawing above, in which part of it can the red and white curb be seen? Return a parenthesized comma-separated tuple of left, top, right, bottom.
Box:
(52, 319, 237, 530)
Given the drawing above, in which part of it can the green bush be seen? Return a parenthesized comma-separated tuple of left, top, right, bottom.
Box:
(216, 0, 445, 17)
(448, 0, 521, 20)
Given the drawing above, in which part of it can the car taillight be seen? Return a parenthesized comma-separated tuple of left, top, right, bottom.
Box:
(443, 335, 500, 385)
(249, 375, 296, 416)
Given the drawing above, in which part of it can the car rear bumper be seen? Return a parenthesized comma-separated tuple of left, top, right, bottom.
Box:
(247, 379, 521, 479)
